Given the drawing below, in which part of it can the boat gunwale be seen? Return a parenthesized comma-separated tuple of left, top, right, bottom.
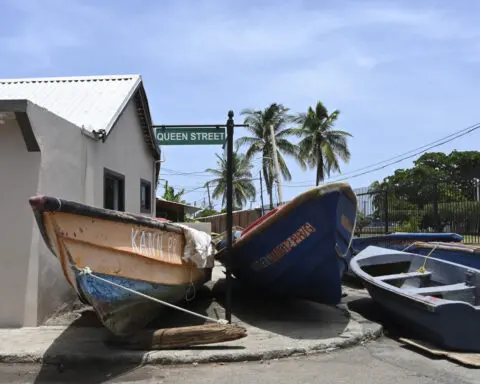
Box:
(350, 246, 480, 310)
(29, 195, 184, 233)
(354, 233, 463, 243)
(410, 241, 480, 254)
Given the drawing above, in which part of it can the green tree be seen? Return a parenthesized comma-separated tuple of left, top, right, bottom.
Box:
(205, 151, 256, 210)
(369, 150, 480, 232)
(238, 103, 304, 208)
(162, 181, 186, 203)
(291, 101, 352, 185)
(355, 211, 372, 235)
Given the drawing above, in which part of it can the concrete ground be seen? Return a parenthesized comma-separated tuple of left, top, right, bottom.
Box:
(1, 269, 479, 382)
(1, 337, 479, 383)
(0, 265, 381, 366)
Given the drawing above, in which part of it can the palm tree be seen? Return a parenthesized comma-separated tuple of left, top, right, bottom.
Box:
(205, 151, 256, 210)
(238, 103, 304, 208)
(291, 101, 352, 186)
(162, 181, 186, 203)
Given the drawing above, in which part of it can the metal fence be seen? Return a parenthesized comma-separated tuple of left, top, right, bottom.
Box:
(354, 182, 480, 244)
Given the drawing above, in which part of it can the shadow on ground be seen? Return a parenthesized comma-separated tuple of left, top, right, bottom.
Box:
(345, 293, 428, 341)
(33, 286, 221, 383)
(210, 277, 351, 340)
(33, 314, 144, 384)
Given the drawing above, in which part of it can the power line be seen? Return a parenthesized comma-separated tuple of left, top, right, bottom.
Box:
(162, 167, 211, 177)
(161, 121, 480, 197)
(286, 121, 480, 186)
(283, 122, 480, 188)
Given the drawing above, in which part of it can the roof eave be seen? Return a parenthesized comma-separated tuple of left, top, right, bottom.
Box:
(0, 99, 40, 152)
(156, 198, 201, 213)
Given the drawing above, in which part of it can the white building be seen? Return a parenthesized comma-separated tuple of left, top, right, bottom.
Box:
(0, 74, 160, 328)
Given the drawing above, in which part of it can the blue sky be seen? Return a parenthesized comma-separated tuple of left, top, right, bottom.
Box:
(2, 0, 480, 210)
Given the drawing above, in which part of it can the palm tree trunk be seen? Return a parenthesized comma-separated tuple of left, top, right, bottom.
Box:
(263, 165, 274, 209)
(316, 148, 324, 186)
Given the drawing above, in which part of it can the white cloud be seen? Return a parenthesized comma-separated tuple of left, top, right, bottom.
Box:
(3, 0, 478, 73)
(2, 0, 480, 201)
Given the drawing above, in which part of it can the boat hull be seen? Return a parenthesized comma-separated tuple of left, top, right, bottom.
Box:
(351, 246, 480, 352)
(29, 195, 212, 336)
(74, 271, 202, 335)
(218, 182, 357, 305)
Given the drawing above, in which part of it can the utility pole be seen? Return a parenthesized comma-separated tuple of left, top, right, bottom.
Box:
(259, 170, 265, 215)
(269, 123, 283, 204)
(206, 182, 213, 209)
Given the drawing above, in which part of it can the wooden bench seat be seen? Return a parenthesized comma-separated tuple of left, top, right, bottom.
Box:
(377, 271, 432, 281)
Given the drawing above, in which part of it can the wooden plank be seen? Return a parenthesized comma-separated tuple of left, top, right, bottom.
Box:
(377, 271, 432, 281)
(105, 323, 248, 350)
(403, 283, 473, 295)
(400, 337, 480, 368)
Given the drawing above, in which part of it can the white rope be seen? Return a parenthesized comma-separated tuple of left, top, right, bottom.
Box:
(78, 266, 227, 324)
(402, 242, 439, 254)
(402, 243, 415, 252)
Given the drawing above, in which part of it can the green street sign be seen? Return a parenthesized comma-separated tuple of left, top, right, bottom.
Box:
(154, 127, 226, 146)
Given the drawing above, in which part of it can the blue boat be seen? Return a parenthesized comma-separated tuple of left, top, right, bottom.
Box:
(344, 232, 463, 278)
(405, 241, 480, 271)
(29, 195, 214, 336)
(350, 245, 480, 352)
(351, 232, 463, 254)
(215, 182, 358, 305)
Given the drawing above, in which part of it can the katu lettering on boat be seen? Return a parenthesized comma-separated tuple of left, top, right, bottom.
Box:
(131, 227, 182, 264)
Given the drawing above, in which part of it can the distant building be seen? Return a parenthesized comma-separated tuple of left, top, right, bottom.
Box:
(0, 74, 160, 328)
(155, 198, 201, 222)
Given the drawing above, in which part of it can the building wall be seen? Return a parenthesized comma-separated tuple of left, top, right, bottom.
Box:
(0, 118, 41, 327)
(91, 99, 154, 215)
(0, 98, 156, 328)
(27, 103, 90, 325)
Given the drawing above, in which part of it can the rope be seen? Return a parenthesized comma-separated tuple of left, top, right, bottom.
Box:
(416, 244, 438, 273)
(401, 243, 415, 252)
(78, 266, 227, 324)
(401, 242, 439, 273)
(185, 265, 196, 302)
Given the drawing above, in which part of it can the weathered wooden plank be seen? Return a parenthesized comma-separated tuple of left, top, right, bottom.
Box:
(105, 323, 248, 350)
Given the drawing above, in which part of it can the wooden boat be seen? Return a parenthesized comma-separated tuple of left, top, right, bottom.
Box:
(405, 241, 480, 270)
(29, 195, 214, 336)
(350, 245, 480, 352)
(216, 182, 358, 305)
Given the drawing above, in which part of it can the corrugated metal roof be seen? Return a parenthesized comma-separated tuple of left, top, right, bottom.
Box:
(0, 74, 142, 133)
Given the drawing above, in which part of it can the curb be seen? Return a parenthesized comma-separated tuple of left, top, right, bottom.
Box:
(0, 311, 383, 366)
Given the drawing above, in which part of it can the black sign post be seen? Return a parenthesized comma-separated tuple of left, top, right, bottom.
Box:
(153, 111, 247, 323)
(225, 111, 235, 323)
(223, 110, 248, 323)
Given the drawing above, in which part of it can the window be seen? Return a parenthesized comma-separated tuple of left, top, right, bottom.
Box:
(104, 168, 125, 211)
(140, 178, 152, 213)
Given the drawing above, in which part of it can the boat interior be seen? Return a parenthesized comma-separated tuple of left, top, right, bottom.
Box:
(359, 254, 480, 306)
